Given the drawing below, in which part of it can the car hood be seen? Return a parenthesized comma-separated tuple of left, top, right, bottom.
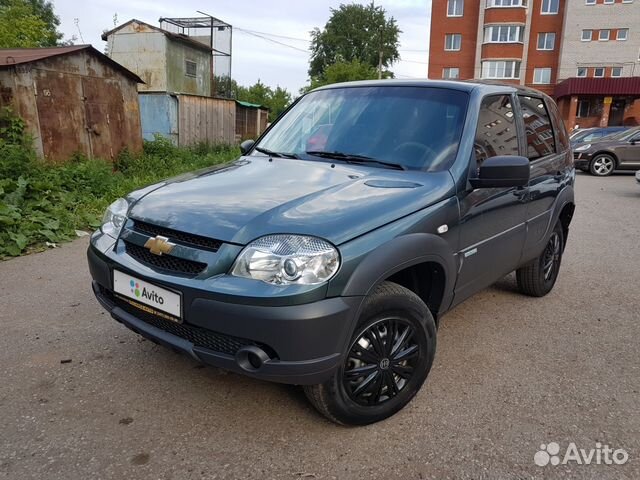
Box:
(577, 139, 620, 151)
(127, 157, 454, 245)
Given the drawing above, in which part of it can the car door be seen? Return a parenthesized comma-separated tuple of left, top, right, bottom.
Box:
(614, 131, 640, 169)
(516, 94, 567, 261)
(455, 94, 527, 302)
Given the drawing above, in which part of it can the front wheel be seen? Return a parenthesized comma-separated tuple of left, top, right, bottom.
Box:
(304, 281, 436, 425)
(516, 222, 564, 297)
(589, 154, 615, 176)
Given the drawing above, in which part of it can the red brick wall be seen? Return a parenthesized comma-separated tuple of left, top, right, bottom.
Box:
(428, 0, 480, 79)
(525, 0, 565, 93)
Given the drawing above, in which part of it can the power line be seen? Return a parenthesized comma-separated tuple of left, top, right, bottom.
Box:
(236, 29, 309, 53)
(236, 28, 311, 43)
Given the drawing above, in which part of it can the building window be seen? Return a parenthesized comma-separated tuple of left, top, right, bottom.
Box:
(581, 30, 592, 42)
(185, 60, 197, 77)
(622, 0, 634, 3)
(585, 0, 596, 4)
(594, 67, 605, 77)
(599, 30, 610, 41)
(603, 0, 614, 3)
(518, 96, 556, 160)
(541, 0, 559, 14)
(443, 67, 460, 79)
(611, 66, 623, 77)
(484, 25, 524, 43)
(617, 29, 629, 41)
(481, 60, 521, 79)
(533, 68, 552, 84)
(486, 0, 526, 6)
(447, 0, 464, 16)
(577, 67, 587, 77)
(577, 100, 591, 118)
(445, 34, 462, 51)
(537, 32, 556, 50)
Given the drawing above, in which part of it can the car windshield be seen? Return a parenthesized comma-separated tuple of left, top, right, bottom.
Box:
(253, 86, 469, 171)
(570, 129, 594, 141)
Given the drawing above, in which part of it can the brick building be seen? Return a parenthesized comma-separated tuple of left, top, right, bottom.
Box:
(428, 0, 640, 128)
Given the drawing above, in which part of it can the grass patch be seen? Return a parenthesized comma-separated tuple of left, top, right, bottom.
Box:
(0, 109, 239, 258)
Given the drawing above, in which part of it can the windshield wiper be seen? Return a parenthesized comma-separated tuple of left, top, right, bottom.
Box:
(254, 146, 299, 159)
(306, 151, 406, 170)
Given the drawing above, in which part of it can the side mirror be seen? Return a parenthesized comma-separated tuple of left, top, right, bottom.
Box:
(240, 139, 255, 155)
(469, 155, 530, 189)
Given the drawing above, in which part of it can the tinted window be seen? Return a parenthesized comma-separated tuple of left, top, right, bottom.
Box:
(518, 95, 556, 160)
(255, 87, 469, 171)
(474, 95, 519, 165)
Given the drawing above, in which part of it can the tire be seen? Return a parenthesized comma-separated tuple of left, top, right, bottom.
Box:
(589, 154, 616, 176)
(516, 222, 564, 297)
(303, 281, 436, 425)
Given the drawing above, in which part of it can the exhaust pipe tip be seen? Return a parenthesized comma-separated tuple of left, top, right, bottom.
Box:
(235, 345, 271, 372)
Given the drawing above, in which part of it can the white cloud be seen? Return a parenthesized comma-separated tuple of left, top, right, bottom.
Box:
(54, 0, 431, 92)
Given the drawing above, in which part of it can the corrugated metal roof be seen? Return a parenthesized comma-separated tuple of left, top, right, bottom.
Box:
(236, 100, 267, 109)
(0, 45, 144, 83)
(555, 77, 640, 98)
(0, 45, 88, 65)
(101, 19, 213, 53)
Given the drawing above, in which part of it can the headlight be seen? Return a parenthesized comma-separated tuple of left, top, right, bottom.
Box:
(231, 234, 340, 285)
(101, 198, 129, 239)
(574, 144, 591, 152)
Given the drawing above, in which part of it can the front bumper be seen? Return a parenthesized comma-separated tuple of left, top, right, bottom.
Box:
(88, 244, 362, 385)
(573, 152, 592, 169)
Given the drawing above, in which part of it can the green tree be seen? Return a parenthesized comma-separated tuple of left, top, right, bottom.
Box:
(232, 79, 293, 122)
(309, 2, 400, 80)
(0, 0, 63, 48)
(306, 60, 379, 92)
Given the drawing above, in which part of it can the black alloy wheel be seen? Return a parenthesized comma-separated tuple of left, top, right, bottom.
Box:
(343, 317, 419, 406)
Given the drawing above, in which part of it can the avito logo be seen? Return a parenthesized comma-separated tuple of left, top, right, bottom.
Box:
(129, 279, 165, 305)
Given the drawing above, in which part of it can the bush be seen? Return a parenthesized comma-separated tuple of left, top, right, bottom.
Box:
(0, 123, 239, 258)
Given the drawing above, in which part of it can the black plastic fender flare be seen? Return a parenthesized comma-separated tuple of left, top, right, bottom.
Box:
(341, 233, 457, 313)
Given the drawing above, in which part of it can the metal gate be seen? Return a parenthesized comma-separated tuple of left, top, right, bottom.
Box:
(34, 69, 128, 161)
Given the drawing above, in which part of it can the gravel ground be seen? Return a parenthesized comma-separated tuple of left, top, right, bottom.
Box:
(1, 172, 639, 480)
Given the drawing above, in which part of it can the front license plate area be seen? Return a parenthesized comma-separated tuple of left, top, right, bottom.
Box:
(113, 270, 182, 323)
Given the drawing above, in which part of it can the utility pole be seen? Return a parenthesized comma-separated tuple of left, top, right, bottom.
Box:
(378, 23, 384, 79)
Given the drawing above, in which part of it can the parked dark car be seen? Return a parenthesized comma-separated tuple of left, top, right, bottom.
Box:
(88, 80, 575, 425)
(569, 126, 627, 148)
(573, 126, 640, 176)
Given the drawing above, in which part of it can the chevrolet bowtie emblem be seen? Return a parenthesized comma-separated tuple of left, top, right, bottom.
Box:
(144, 235, 176, 256)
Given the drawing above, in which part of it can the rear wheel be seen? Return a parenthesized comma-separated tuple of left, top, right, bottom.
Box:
(516, 222, 564, 297)
(304, 281, 436, 425)
(589, 154, 615, 176)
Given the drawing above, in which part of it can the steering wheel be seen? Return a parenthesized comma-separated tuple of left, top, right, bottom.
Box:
(392, 142, 434, 169)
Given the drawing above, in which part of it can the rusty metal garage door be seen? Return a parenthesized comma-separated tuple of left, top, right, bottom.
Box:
(33, 69, 89, 162)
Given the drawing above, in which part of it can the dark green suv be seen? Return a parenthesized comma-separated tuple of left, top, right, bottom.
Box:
(88, 80, 575, 425)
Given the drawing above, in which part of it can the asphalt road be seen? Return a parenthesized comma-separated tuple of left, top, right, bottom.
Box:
(1, 172, 639, 480)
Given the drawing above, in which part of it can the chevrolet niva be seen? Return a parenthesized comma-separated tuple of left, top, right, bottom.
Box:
(88, 80, 575, 425)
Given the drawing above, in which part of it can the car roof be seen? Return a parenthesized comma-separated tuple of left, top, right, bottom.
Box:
(311, 79, 552, 99)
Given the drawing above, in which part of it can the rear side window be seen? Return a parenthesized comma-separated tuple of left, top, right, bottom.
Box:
(474, 95, 519, 165)
(518, 95, 556, 160)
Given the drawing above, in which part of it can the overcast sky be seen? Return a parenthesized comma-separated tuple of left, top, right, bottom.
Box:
(53, 0, 431, 93)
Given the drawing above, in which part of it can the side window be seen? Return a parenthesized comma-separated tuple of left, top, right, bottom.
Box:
(474, 95, 519, 166)
(517, 95, 557, 160)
